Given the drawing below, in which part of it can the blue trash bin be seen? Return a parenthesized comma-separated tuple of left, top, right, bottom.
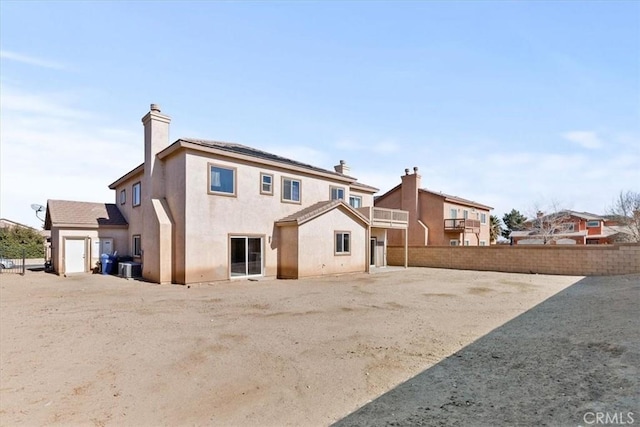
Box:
(101, 253, 112, 275)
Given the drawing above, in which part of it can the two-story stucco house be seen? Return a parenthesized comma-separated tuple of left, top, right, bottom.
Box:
(46, 104, 408, 283)
(375, 167, 492, 247)
(510, 210, 631, 245)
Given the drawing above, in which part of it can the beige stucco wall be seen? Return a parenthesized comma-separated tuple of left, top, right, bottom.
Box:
(110, 145, 376, 284)
(162, 153, 187, 283)
(387, 244, 640, 275)
(112, 171, 145, 260)
(181, 152, 375, 283)
(49, 227, 128, 275)
(297, 208, 367, 278)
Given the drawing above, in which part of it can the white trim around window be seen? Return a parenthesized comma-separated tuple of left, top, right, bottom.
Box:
(120, 189, 126, 205)
(450, 239, 459, 246)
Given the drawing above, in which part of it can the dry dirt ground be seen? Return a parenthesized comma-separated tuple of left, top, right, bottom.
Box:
(0, 268, 635, 426)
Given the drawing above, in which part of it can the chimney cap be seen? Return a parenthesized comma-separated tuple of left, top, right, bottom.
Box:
(150, 103, 161, 112)
(405, 168, 410, 175)
(413, 166, 419, 173)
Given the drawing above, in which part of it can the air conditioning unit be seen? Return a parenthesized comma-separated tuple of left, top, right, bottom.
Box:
(118, 262, 142, 279)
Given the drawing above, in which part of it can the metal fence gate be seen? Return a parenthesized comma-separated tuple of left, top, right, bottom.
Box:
(0, 249, 26, 275)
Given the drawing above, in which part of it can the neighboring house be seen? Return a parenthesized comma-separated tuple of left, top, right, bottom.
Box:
(0, 218, 36, 229)
(45, 104, 408, 283)
(375, 167, 492, 246)
(511, 210, 632, 245)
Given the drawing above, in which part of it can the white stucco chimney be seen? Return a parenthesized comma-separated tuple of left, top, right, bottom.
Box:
(334, 160, 351, 175)
(141, 103, 171, 198)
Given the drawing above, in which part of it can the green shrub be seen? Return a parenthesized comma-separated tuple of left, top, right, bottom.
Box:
(0, 226, 45, 258)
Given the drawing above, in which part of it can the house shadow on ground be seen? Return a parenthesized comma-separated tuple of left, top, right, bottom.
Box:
(333, 275, 639, 427)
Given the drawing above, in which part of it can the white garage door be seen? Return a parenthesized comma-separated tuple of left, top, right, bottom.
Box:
(65, 239, 86, 273)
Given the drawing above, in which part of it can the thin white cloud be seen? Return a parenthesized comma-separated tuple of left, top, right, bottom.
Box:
(562, 131, 603, 149)
(0, 50, 66, 70)
(1, 87, 94, 120)
(0, 85, 138, 228)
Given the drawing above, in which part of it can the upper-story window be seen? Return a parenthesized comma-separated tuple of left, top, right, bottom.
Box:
(480, 213, 487, 224)
(260, 173, 273, 195)
(463, 210, 469, 219)
(209, 164, 236, 196)
(449, 208, 457, 219)
(586, 220, 600, 228)
(561, 223, 575, 232)
(282, 177, 301, 203)
(133, 182, 141, 207)
(330, 186, 345, 201)
(349, 195, 362, 208)
(120, 189, 126, 205)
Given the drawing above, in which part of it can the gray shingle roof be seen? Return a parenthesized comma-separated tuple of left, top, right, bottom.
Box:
(45, 200, 128, 229)
(180, 138, 357, 180)
(111, 138, 379, 192)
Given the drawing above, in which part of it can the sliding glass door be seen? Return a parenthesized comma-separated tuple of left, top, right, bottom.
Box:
(230, 236, 263, 277)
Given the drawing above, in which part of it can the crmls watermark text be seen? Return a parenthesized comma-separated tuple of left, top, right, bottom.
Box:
(583, 411, 635, 425)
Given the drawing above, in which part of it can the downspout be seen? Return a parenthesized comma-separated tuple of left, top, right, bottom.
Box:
(417, 220, 429, 245)
(404, 228, 408, 268)
(365, 224, 371, 273)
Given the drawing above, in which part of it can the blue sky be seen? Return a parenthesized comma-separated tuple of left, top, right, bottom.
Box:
(1, 1, 639, 229)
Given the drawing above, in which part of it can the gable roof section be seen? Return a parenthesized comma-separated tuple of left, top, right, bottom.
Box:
(374, 184, 492, 210)
(420, 188, 493, 210)
(108, 138, 379, 193)
(109, 164, 144, 189)
(45, 200, 128, 229)
(0, 218, 38, 230)
(566, 211, 604, 221)
(276, 200, 369, 226)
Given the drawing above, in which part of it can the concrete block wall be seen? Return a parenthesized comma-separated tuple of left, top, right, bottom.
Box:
(387, 244, 640, 276)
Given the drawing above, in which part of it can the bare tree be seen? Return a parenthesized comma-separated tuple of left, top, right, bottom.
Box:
(607, 190, 640, 242)
(528, 201, 573, 244)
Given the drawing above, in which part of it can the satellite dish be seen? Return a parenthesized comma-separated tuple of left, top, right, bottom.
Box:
(31, 203, 46, 223)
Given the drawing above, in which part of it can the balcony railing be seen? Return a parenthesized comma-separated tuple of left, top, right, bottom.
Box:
(444, 218, 481, 232)
(358, 207, 409, 228)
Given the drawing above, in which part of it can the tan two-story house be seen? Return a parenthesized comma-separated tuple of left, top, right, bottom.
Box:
(46, 104, 408, 283)
(375, 167, 492, 246)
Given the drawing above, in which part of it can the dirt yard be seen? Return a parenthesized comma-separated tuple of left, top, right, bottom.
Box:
(0, 268, 598, 426)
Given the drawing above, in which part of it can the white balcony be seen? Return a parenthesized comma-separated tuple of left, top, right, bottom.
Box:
(358, 207, 409, 229)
